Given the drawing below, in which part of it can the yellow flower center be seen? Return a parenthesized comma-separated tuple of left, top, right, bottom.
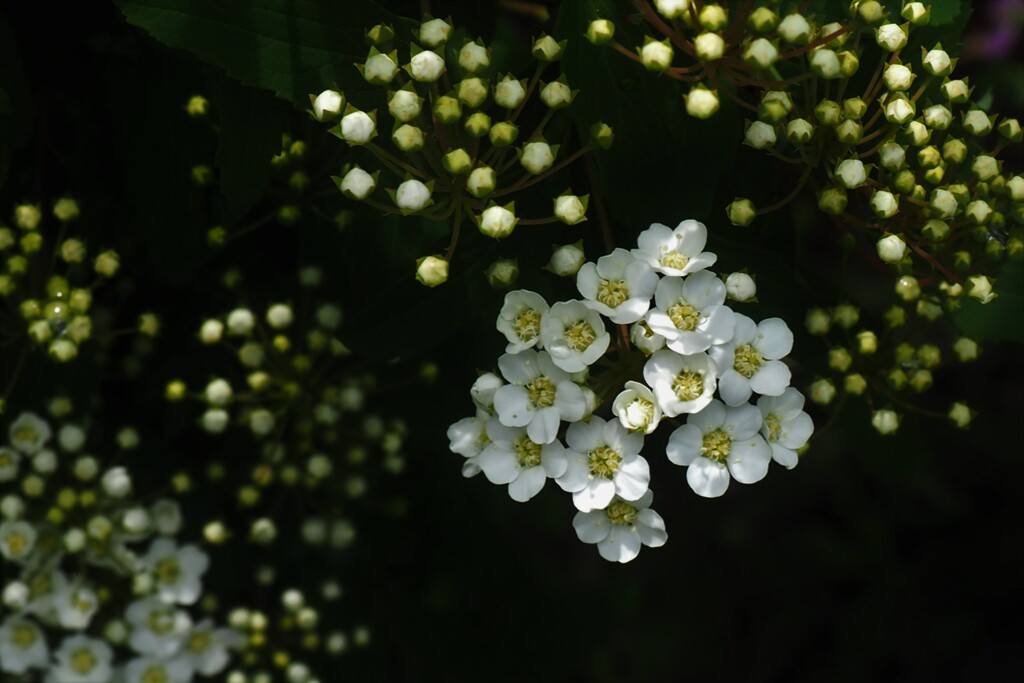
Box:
(659, 250, 689, 271)
(596, 279, 629, 308)
(513, 309, 541, 342)
(5, 532, 29, 558)
(70, 648, 97, 674)
(13, 425, 39, 444)
(588, 445, 622, 478)
(0, 450, 14, 467)
(764, 413, 781, 443)
(514, 437, 542, 468)
(12, 624, 37, 648)
(672, 371, 705, 401)
(667, 300, 700, 331)
(733, 343, 764, 378)
(154, 557, 182, 585)
(141, 666, 169, 683)
(625, 398, 654, 427)
(148, 609, 176, 635)
(564, 320, 597, 352)
(701, 429, 732, 462)
(525, 377, 556, 408)
(188, 631, 213, 652)
(605, 499, 638, 526)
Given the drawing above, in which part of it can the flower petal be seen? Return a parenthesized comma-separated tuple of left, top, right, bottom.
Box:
(686, 457, 731, 498)
(636, 509, 668, 548)
(598, 529, 641, 563)
(756, 318, 794, 359)
(770, 443, 799, 469)
(718, 369, 752, 406)
(666, 424, 703, 466)
(614, 455, 650, 501)
(749, 360, 791, 397)
(573, 478, 616, 512)
(479, 447, 519, 484)
(508, 467, 547, 502)
(727, 435, 771, 484)
(526, 406, 560, 445)
(573, 510, 611, 543)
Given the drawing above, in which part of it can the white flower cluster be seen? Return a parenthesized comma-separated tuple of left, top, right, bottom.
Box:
(449, 220, 813, 562)
(0, 409, 240, 682)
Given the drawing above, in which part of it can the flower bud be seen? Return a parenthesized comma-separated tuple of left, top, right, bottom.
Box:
(485, 122, 518, 150)
(520, 141, 555, 175)
(532, 34, 566, 62)
(903, 120, 931, 146)
(478, 204, 517, 238)
(726, 198, 756, 226)
(443, 148, 473, 176)
(786, 118, 814, 144)
(948, 402, 973, 429)
(953, 337, 979, 362)
(743, 37, 778, 70)
(999, 118, 1023, 142)
(101, 467, 132, 498)
(467, 166, 497, 198)
(902, 2, 930, 24)
(917, 145, 941, 169)
(52, 197, 80, 222)
(884, 94, 916, 125)
(312, 90, 344, 122)
(818, 186, 848, 215)
(393, 179, 432, 213)
(458, 40, 490, 73)
(433, 95, 462, 123)
(833, 303, 860, 329)
(590, 122, 615, 149)
(962, 109, 992, 136)
(822, 22, 849, 48)
(805, 308, 831, 335)
(586, 19, 615, 45)
(699, 4, 728, 30)
(810, 49, 841, 79)
(965, 200, 993, 225)
(829, 347, 852, 372)
(839, 50, 860, 76)
(339, 166, 377, 200)
(744, 120, 777, 149)
(694, 32, 725, 61)
(876, 233, 906, 262)
(494, 76, 527, 109)
(871, 192, 900, 220)
(878, 142, 907, 171)
(884, 63, 914, 91)
(815, 99, 841, 126)
(612, 381, 662, 434)
(417, 17, 452, 48)
(810, 378, 836, 405)
(845, 374, 868, 395)
(857, 330, 879, 354)
(457, 77, 489, 108)
(684, 85, 719, 119)
(922, 104, 952, 131)
(1007, 175, 1024, 201)
(94, 250, 120, 277)
(778, 13, 811, 44)
(409, 50, 445, 82)
(464, 111, 491, 137)
(875, 23, 907, 52)
(639, 38, 674, 72)
(388, 88, 422, 122)
(540, 78, 575, 109)
(834, 159, 867, 189)
(725, 272, 756, 301)
(930, 188, 958, 218)
(871, 409, 900, 434)
(546, 242, 585, 276)
(655, 0, 690, 19)
(389, 124, 423, 152)
(554, 194, 587, 224)
(340, 110, 376, 144)
(895, 275, 921, 301)
(835, 119, 863, 144)
(941, 78, 971, 104)
(748, 7, 778, 31)
(361, 49, 398, 84)
(485, 259, 519, 289)
(415, 255, 449, 287)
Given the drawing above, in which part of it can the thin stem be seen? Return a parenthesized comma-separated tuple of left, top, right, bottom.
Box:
(584, 153, 615, 254)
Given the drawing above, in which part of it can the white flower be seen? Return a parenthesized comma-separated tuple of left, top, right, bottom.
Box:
(53, 584, 99, 630)
(0, 617, 48, 674)
(8, 412, 51, 454)
(459, 40, 490, 73)
(394, 179, 432, 212)
(492, 350, 587, 444)
(388, 89, 422, 122)
(204, 378, 233, 406)
(757, 388, 813, 469)
(494, 76, 526, 109)
(470, 372, 504, 412)
(312, 89, 343, 122)
(126, 598, 192, 657)
(363, 51, 398, 84)
(630, 320, 666, 354)
(643, 349, 718, 417)
(612, 381, 662, 434)
(573, 490, 667, 563)
(667, 400, 771, 497)
(558, 416, 650, 512)
(725, 272, 756, 301)
(174, 620, 243, 676)
(142, 538, 209, 605)
(496, 290, 549, 353)
(340, 166, 376, 200)
(538, 300, 611, 373)
(124, 656, 193, 683)
(478, 420, 568, 502)
(49, 635, 113, 683)
(709, 314, 793, 406)
(0, 519, 37, 562)
(632, 220, 717, 277)
(0, 446, 21, 482)
(447, 411, 491, 478)
(645, 271, 735, 355)
(409, 50, 445, 82)
(576, 248, 658, 324)
(520, 141, 555, 175)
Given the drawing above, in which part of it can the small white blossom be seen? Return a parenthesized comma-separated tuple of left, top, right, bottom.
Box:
(539, 300, 611, 373)
(576, 248, 658, 324)
(633, 220, 717, 277)
(642, 349, 718, 417)
(630, 320, 666, 354)
(496, 290, 549, 353)
(8, 412, 51, 454)
(143, 537, 209, 605)
(709, 314, 793, 406)
(124, 656, 193, 683)
(492, 350, 587, 444)
(126, 598, 192, 657)
(573, 490, 666, 563)
(447, 410, 490, 478)
(50, 635, 113, 683)
(611, 381, 662, 434)
(175, 620, 243, 676)
(557, 416, 651, 512)
(201, 408, 229, 434)
(757, 388, 813, 469)
(478, 420, 568, 502)
(646, 270, 736, 355)
(0, 617, 48, 674)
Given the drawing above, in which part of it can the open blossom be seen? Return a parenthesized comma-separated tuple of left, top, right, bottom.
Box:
(126, 598, 192, 657)
(0, 617, 48, 674)
(174, 620, 243, 676)
(8, 412, 51, 454)
(645, 270, 736, 355)
(573, 490, 667, 563)
(611, 381, 662, 434)
(447, 409, 491, 478)
(709, 314, 793, 406)
(495, 290, 549, 353)
(50, 635, 113, 683)
(557, 416, 650, 512)
(576, 248, 658, 324)
(478, 420, 568, 502)
(142, 538, 209, 605)
(492, 350, 587, 444)
(757, 388, 813, 469)
(539, 300, 610, 373)
(666, 400, 772, 498)
(642, 349, 718, 417)
(632, 220, 718, 276)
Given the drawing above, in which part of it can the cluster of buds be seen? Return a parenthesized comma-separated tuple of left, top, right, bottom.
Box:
(0, 403, 240, 682)
(448, 220, 813, 562)
(313, 16, 613, 285)
(0, 199, 152, 377)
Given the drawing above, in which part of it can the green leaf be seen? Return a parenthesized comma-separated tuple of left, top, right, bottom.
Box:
(953, 261, 1024, 343)
(928, 0, 966, 25)
(215, 77, 286, 217)
(114, 0, 413, 107)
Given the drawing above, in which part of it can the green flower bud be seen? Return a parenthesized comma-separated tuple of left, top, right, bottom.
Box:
(805, 308, 832, 335)
(941, 78, 971, 104)
(456, 77, 489, 108)
(532, 34, 566, 62)
(965, 199, 993, 225)
(845, 373, 868, 395)
(923, 104, 953, 130)
(835, 119, 863, 144)
(815, 99, 842, 126)
(433, 95, 462, 124)
(948, 402, 973, 429)
(818, 186, 848, 215)
(639, 37, 674, 71)
(922, 46, 953, 76)
(875, 23, 908, 52)
(998, 118, 1023, 142)
(747, 7, 779, 32)
(810, 49, 842, 79)
(546, 241, 585, 276)
(922, 219, 949, 241)
(388, 87, 423, 123)
(884, 305, 907, 327)
(554, 194, 588, 225)
(489, 121, 518, 147)
(540, 77, 576, 109)
(1007, 175, 1024, 201)
(902, 120, 931, 146)
(590, 122, 615, 149)
(415, 255, 449, 287)
(918, 145, 942, 168)
(953, 337, 979, 362)
(726, 198, 756, 226)
(839, 50, 860, 77)
(743, 38, 779, 70)
(392, 124, 424, 152)
(699, 4, 729, 30)
(464, 111, 492, 137)
(458, 40, 490, 73)
(857, 329, 878, 354)
(909, 368, 933, 392)
(887, 367, 908, 389)
(902, 2, 930, 24)
(94, 250, 120, 278)
(884, 93, 916, 125)
(941, 138, 967, 164)
(895, 275, 921, 301)
(586, 19, 616, 45)
(833, 303, 860, 329)
(829, 347, 853, 372)
(872, 192, 900, 219)
(810, 378, 837, 405)
(786, 118, 815, 145)
(442, 148, 473, 175)
(485, 258, 519, 289)
(365, 23, 395, 48)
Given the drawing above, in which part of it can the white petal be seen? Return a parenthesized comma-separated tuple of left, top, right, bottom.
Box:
(749, 360, 791, 396)
(675, 219, 707, 254)
(497, 350, 540, 384)
(702, 305, 736, 345)
(756, 318, 794, 359)
(508, 467, 547, 502)
(598, 529, 641, 563)
(780, 412, 814, 449)
(541, 443, 568, 478)
(493, 385, 533, 427)
(555, 454, 589, 492)
(770, 443, 799, 469)
(566, 418, 603, 453)
(682, 270, 726, 309)
(573, 478, 616, 512)
(479, 447, 519, 484)
(576, 262, 600, 299)
(718, 369, 752, 406)
(614, 455, 650, 500)
(636, 509, 668, 547)
(554, 382, 585, 422)
(607, 297, 650, 325)
(526, 406, 560, 444)
(687, 399, 726, 432)
(573, 510, 611, 543)
(686, 457, 731, 498)
(725, 403, 763, 440)
(727, 435, 772, 483)
(666, 424, 703, 466)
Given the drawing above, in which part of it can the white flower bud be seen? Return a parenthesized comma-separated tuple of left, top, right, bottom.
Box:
(586, 19, 615, 45)
(965, 200, 992, 225)
(905, 120, 930, 146)
(340, 166, 376, 199)
(744, 120, 777, 149)
(49, 339, 78, 362)
(876, 234, 907, 263)
(630, 320, 665, 354)
(520, 141, 554, 175)
(878, 142, 906, 170)
(392, 124, 425, 152)
(834, 159, 867, 189)
(199, 319, 223, 344)
(263, 304, 291, 330)
(471, 372, 503, 411)
(871, 409, 901, 435)
(205, 378, 233, 406)
(478, 205, 517, 238)
(923, 104, 952, 130)
(972, 155, 999, 181)
(532, 35, 565, 62)
(725, 272, 756, 301)
(457, 77, 488, 108)
(743, 37, 778, 69)
(922, 48, 952, 76)
(313, 90, 343, 122)
(694, 32, 725, 61)
(654, 0, 690, 19)
(884, 63, 914, 91)
(881, 94, 914, 124)
(227, 308, 255, 335)
(73, 456, 99, 480)
(362, 51, 398, 84)
(778, 13, 811, 44)
(639, 39, 673, 71)
(459, 41, 490, 73)
(870, 191, 900, 219)
(875, 23, 907, 52)
(388, 89, 422, 122)
(554, 194, 587, 224)
(417, 17, 452, 47)
(546, 242, 585, 276)
(930, 188, 958, 218)
(467, 166, 497, 198)
(415, 255, 449, 287)
(967, 275, 996, 304)
(612, 381, 662, 434)
(14, 204, 41, 230)
(1, 495, 25, 519)
(248, 409, 275, 437)
(64, 527, 87, 553)
(810, 49, 842, 79)
(33, 450, 57, 474)
(684, 85, 719, 118)
(101, 467, 132, 498)
(1006, 175, 1024, 201)
(201, 408, 229, 434)
(409, 50, 445, 82)
(810, 378, 837, 405)
(962, 109, 992, 136)
(786, 118, 814, 144)
(902, 2, 930, 24)
(540, 80, 574, 109)
(942, 79, 971, 103)
(394, 180, 432, 212)
(340, 111, 375, 144)
(494, 76, 527, 109)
